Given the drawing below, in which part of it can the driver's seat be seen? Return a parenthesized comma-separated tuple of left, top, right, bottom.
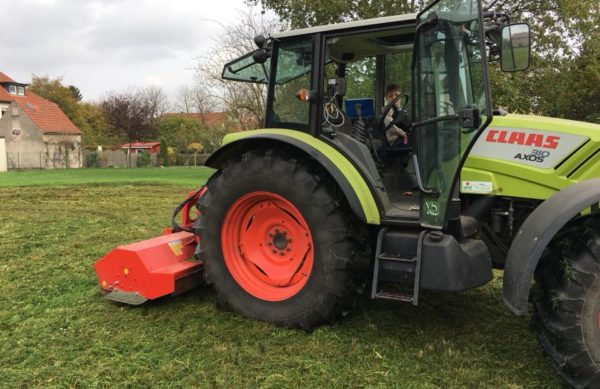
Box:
(371, 114, 413, 165)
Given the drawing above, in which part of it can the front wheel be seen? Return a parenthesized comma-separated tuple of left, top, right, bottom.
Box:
(196, 150, 368, 330)
(534, 217, 600, 387)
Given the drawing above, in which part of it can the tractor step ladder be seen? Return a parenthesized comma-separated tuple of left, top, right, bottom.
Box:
(371, 228, 427, 305)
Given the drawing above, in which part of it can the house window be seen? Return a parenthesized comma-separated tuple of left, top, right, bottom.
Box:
(8, 85, 16, 94)
(0, 109, 5, 117)
(17, 86, 24, 96)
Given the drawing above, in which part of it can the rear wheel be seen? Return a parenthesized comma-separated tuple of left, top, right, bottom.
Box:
(196, 150, 368, 330)
(534, 217, 600, 387)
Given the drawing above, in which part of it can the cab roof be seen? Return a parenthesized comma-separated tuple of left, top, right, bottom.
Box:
(271, 13, 418, 40)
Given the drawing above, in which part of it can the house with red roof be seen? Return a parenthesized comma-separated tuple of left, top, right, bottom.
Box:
(0, 72, 82, 169)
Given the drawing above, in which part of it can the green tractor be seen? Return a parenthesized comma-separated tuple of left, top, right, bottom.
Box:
(97, 0, 600, 386)
(197, 0, 600, 385)
(204, 1, 600, 386)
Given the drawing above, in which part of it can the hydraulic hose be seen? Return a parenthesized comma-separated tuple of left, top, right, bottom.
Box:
(170, 187, 205, 233)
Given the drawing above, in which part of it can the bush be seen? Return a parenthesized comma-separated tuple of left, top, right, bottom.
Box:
(85, 151, 98, 167)
(138, 151, 152, 167)
(159, 139, 169, 166)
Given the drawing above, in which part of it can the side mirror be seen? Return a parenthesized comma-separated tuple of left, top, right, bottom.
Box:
(252, 49, 271, 64)
(254, 34, 267, 49)
(500, 23, 531, 72)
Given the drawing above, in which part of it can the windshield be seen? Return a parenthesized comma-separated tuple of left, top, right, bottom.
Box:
(222, 42, 313, 85)
(222, 50, 270, 84)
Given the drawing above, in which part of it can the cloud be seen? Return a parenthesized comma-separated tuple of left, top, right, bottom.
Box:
(0, 0, 249, 102)
(87, 1, 206, 59)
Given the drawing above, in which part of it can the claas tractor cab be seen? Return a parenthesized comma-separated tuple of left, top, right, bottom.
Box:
(95, 0, 600, 386)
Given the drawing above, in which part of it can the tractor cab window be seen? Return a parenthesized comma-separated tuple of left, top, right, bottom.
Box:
(384, 50, 413, 102)
(415, 26, 484, 121)
(322, 28, 414, 137)
(346, 57, 377, 99)
(222, 50, 270, 84)
(268, 38, 314, 130)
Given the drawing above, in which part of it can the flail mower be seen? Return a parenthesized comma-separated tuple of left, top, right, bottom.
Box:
(95, 189, 205, 305)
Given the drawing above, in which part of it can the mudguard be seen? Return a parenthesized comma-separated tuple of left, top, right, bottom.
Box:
(205, 129, 381, 224)
(503, 177, 600, 315)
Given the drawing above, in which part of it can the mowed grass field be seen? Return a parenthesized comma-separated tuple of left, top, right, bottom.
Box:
(0, 168, 561, 388)
(0, 167, 214, 188)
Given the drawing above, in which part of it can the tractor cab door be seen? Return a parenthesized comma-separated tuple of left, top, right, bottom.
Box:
(412, 0, 492, 229)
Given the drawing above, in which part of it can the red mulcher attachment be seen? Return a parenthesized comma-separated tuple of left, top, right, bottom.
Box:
(94, 188, 206, 305)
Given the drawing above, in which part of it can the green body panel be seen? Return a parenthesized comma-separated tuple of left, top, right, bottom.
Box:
(215, 116, 598, 226)
(221, 129, 381, 224)
(461, 114, 600, 200)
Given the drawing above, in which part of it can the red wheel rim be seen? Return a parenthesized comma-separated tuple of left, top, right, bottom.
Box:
(221, 191, 314, 301)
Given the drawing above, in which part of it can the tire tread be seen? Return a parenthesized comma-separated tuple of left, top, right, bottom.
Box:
(534, 217, 600, 388)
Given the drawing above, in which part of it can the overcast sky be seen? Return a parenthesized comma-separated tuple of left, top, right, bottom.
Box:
(0, 0, 256, 104)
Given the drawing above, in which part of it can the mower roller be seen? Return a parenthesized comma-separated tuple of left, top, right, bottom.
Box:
(94, 188, 205, 304)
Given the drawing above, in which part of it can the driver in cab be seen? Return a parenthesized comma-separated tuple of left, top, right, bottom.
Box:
(383, 84, 409, 146)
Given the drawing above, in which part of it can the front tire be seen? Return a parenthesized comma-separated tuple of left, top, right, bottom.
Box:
(534, 217, 600, 388)
(196, 150, 368, 330)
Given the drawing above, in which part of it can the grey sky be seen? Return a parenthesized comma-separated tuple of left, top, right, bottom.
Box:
(0, 0, 253, 103)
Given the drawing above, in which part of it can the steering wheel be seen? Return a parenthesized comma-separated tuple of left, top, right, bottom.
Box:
(379, 94, 410, 133)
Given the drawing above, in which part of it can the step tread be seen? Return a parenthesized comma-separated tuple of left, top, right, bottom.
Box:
(374, 290, 414, 302)
(378, 253, 417, 263)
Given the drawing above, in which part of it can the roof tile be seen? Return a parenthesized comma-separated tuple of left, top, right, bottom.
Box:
(0, 72, 15, 83)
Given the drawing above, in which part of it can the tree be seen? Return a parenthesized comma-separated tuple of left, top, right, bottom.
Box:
(174, 85, 212, 114)
(30, 75, 81, 123)
(247, 0, 425, 28)
(158, 114, 205, 154)
(143, 86, 169, 119)
(159, 138, 169, 166)
(100, 87, 168, 143)
(100, 87, 168, 166)
(548, 31, 600, 123)
(69, 85, 83, 102)
(76, 102, 115, 145)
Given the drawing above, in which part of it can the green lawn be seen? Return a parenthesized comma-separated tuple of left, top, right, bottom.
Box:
(0, 169, 561, 387)
(0, 167, 214, 188)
